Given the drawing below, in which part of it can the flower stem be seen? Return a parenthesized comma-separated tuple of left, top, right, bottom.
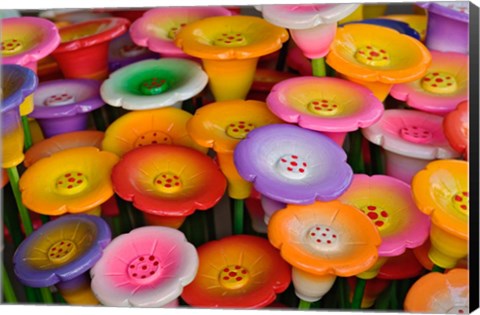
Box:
(347, 130, 365, 173)
(39, 287, 54, 304)
(298, 299, 311, 310)
(21, 115, 33, 150)
(388, 280, 399, 310)
(338, 277, 350, 308)
(351, 277, 367, 309)
(432, 264, 445, 273)
(276, 38, 290, 71)
(91, 108, 107, 131)
(3, 184, 24, 247)
(233, 198, 244, 235)
(2, 263, 17, 303)
(369, 142, 385, 175)
(6, 166, 34, 236)
(312, 58, 327, 77)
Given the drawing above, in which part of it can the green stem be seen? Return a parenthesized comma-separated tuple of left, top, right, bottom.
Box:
(39, 287, 54, 304)
(388, 280, 399, 310)
(276, 38, 290, 71)
(3, 185, 24, 247)
(338, 277, 350, 308)
(432, 264, 445, 273)
(351, 277, 367, 309)
(91, 108, 107, 131)
(312, 58, 327, 77)
(2, 263, 17, 303)
(369, 142, 385, 175)
(6, 167, 34, 236)
(299, 299, 311, 310)
(21, 116, 33, 150)
(347, 130, 365, 174)
(111, 215, 122, 236)
(233, 198, 244, 235)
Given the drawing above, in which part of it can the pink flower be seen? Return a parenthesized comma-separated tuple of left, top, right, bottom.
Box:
(90, 226, 198, 307)
(390, 50, 468, 115)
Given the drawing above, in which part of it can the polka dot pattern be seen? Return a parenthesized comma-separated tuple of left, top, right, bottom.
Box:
(55, 172, 88, 195)
(139, 77, 169, 95)
(127, 255, 161, 284)
(226, 121, 255, 140)
(421, 72, 457, 94)
(360, 205, 389, 230)
(154, 172, 182, 194)
(47, 240, 77, 264)
(452, 191, 468, 214)
(167, 23, 187, 40)
(134, 131, 172, 148)
(218, 265, 249, 290)
(355, 45, 390, 67)
(276, 154, 308, 180)
(307, 99, 339, 116)
(1, 39, 22, 55)
(307, 225, 338, 247)
(44, 93, 76, 106)
(446, 306, 468, 314)
(400, 126, 433, 144)
(214, 32, 247, 47)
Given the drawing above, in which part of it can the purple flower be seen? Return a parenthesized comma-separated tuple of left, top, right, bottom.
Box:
(233, 124, 353, 204)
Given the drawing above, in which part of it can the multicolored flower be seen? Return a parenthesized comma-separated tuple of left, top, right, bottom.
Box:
(130, 6, 232, 58)
(52, 17, 130, 80)
(337, 174, 430, 278)
(31, 79, 104, 138)
(186, 100, 283, 199)
(268, 201, 381, 301)
(443, 100, 469, 160)
(326, 23, 431, 101)
(266, 76, 383, 146)
(13, 214, 111, 304)
(404, 268, 469, 313)
(19, 147, 119, 216)
(256, 4, 359, 59)
(174, 15, 288, 101)
(1, 17, 60, 73)
(411, 159, 469, 269)
(101, 107, 206, 157)
(1, 64, 38, 168)
(362, 109, 460, 184)
(100, 58, 208, 110)
(181, 235, 291, 308)
(111, 144, 226, 227)
(90, 226, 198, 307)
(390, 50, 468, 115)
(108, 32, 157, 72)
(234, 124, 353, 205)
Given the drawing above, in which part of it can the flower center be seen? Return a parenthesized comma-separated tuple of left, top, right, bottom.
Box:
(44, 93, 76, 106)
(127, 255, 162, 284)
(452, 191, 469, 214)
(446, 306, 468, 314)
(154, 172, 182, 194)
(214, 32, 247, 47)
(306, 225, 338, 247)
(276, 154, 308, 180)
(120, 43, 147, 57)
(399, 126, 433, 144)
(355, 45, 391, 67)
(134, 131, 172, 148)
(307, 99, 339, 116)
(55, 172, 88, 195)
(226, 121, 255, 139)
(167, 23, 187, 40)
(48, 240, 77, 264)
(218, 265, 249, 290)
(139, 77, 169, 95)
(1, 39, 23, 55)
(421, 72, 457, 94)
(360, 205, 390, 230)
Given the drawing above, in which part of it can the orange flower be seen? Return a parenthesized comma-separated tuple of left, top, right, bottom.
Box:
(268, 201, 381, 301)
(24, 130, 104, 167)
(404, 268, 469, 313)
(102, 107, 206, 157)
(186, 100, 283, 199)
(19, 147, 119, 216)
(181, 235, 291, 308)
(326, 23, 430, 101)
(175, 15, 288, 101)
(411, 160, 468, 269)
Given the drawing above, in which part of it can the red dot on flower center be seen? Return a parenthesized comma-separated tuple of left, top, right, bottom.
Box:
(367, 206, 376, 210)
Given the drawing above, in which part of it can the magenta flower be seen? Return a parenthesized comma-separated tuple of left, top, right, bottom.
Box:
(90, 226, 198, 307)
